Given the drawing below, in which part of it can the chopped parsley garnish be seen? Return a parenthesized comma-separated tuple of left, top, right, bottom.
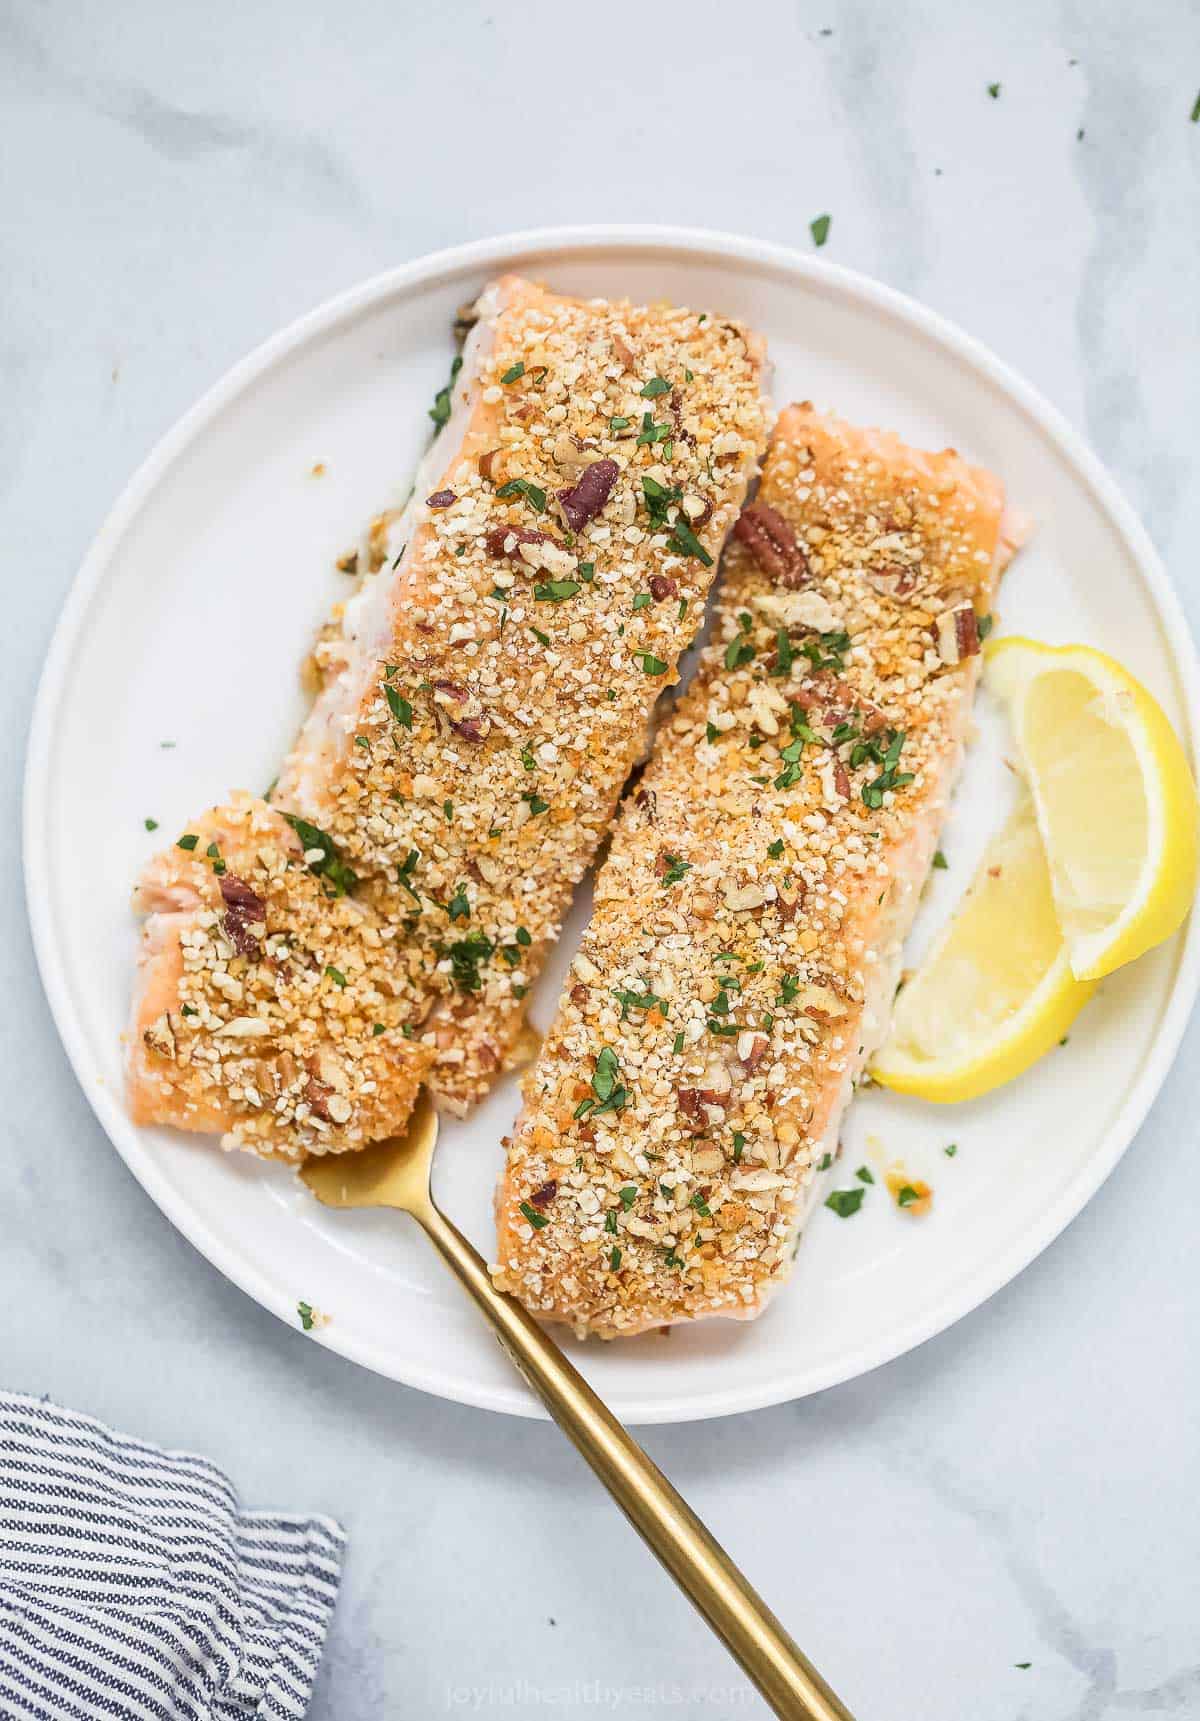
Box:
(944, 1143, 958, 1157)
(575, 1045, 630, 1121)
(724, 616, 756, 671)
(767, 838, 784, 858)
(777, 972, 801, 1006)
(578, 561, 595, 581)
(500, 361, 525, 385)
(810, 212, 832, 247)
(609, 1246, 622, 1271)
(801, 628, 851, 673)
(636, 413, 672, 448)
(282, 814, 359, 897)
(977, 612, 995, 640)
(1014, 1663, 1031, 1671)
(531, 625, 551, 647)
(855, 1166, 874, 1184)
(443, 800, 454, 822)
(640, 376, 670, 398)
(691, 1191, 712, 1218)
(641, 474, 682, 528)
(520, 745, 536, 772)
(613, 983, 668, 1020)
(297, 1301, 315, 1332)
(385, 686, 413, 728)
(144, 817, 159, 831)
(534, 579, 580, 602)
(519, 1200, 549, 1229)
(707, 1020, 739, 1038)
(706, 721, 720, 743)
(515, 926, 531, 946)
(180, 1003, 198, 1018)
(825, 1187, 865, 1218)
(637, 652, 668, 676)
(446, 885, 470, 923)
(661, 855, 691, 887)
(671, 519, 713, 566)
(988, 81, 1001, 98)
(861, 729, 914, 809)
(177, 833, 199, 851)
(428, 354, 462, 432)
(496, 477, 546, 513)
(672, 1031, 685, 1055)
(372, 1023, 386, 1036)
(772, 627, 795, 678)
(818, 1152, 833, 1171)
(444, 930, 493, 993)
(632, 592, 651, 611)
(396, 848, 421, 903)
(523, 791, 550, 816)
(605, 1210, 618, 1234)
(1193, 90, 1200, 123)
(897, 1184, 921, 1207)
(325, 965, 347, 988)
(619, 1185, 638, 1210)
(732, 1131, 746, 1163)
(932, 849, 949, 870)
(610, 415, 631, 433)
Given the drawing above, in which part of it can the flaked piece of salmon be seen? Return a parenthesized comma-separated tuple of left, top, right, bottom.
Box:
(493, 405, 1018, 1336)
(130, 279, 769, 1155)
(275, 274, 769, 1113)
(127, 794, 436, 1158)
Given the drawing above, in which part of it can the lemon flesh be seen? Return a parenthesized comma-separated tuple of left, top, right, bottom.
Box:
(987, 638, 1199, 980)
(871, 796, 1096, 1103)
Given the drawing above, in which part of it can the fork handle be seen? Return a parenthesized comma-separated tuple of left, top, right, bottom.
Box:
(414, 1198, 855, 1721)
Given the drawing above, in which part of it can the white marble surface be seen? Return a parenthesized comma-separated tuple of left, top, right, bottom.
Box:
(4, 2, 1200, 1716)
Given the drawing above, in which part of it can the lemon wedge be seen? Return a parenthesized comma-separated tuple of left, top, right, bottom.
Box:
(871, 795, 1096, 1103)
(986, 638, 1199, 980)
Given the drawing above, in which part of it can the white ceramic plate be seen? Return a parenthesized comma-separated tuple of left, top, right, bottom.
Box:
(25, 227, 1200, 1423)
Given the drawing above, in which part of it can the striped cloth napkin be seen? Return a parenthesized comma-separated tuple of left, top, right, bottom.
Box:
(0, 1393, 344, 1719)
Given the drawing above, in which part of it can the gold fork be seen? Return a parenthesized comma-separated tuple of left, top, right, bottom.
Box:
(301, 1090, 854, 1721)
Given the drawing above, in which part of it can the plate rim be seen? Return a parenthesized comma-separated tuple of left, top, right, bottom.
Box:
(24, 222, 1200, 1424)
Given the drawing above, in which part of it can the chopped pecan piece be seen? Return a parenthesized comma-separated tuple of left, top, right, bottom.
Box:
(303, 1076, 335, 1122)
(426, 489, 456, 509)
(865, 562, 918, 600)
(733, 502, 810, 589)
(485, 524, 551, 561)
(219, 874, 266, 958)
(790, 672, 887, 739)
(432, 680, 490, 741)
(529, 1180, 558, 1209)
(611, 333, 637, 371)
(556, 458, 619, 533)
(933, 601, 981, 664)
(143, 1013, 177, 1060)
(648, 574, 677, 603)
(737, 1032, 770, 1072)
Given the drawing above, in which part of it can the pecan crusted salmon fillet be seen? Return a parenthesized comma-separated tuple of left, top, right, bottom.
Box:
(128, 277, 769, 1158)
(128, 795, 436, 1155)
(493, 405, 1019, 1335)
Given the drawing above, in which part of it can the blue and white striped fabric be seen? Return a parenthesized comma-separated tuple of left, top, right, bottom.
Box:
(0, 1393, 344, 1720)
